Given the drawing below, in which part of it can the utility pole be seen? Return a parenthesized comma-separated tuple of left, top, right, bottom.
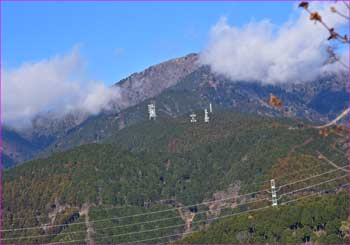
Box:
(270, 179, 278, 207)
(204, 109, 209, 123)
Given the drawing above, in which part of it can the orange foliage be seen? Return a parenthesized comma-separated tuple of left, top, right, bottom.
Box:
(268, 93, 283, 109)
(319, 129, 330, 137)
(310, 12, 322, 22)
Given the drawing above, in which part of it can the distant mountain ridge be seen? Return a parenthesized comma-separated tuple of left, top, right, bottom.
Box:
(2, 54, 200, 167)
(2, 127, 36, 169)
(2, 53, 349, 168)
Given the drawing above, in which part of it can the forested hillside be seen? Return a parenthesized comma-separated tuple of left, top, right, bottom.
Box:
(178, 193, 349, 244)
(2, 110, 348, 244)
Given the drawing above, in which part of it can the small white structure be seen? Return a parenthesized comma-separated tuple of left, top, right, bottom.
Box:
(190, 113, 197, 123)
(270, 179, 278, 207)
(204, 109, 209, 123)
(209, 103, 213, 113)
(148, 103, 156, 120)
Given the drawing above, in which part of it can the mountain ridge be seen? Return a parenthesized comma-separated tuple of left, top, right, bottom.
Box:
(2, 53, 200, 167)
(3, 53, 349, 168)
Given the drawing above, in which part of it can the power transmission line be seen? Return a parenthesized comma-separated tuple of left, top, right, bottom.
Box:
(2, 197, 269, 241)
(2, 177, 274, 222)
(3, 168, 347, 233)
(279, 174, 347, 198)
(4, 155, 346, 223)
(1, 188, 269, 232)
(279, 166, 349, 188)
(123, 183, 349, 244)
(3, 174, 347, 243)
(49, 183, 349, 245)
(48, 204, 273, 245)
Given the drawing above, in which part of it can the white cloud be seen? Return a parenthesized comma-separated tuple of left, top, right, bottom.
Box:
(77, 82, 120, 115)
(2, 47, 121, 127)
(200, 2, 349, 84)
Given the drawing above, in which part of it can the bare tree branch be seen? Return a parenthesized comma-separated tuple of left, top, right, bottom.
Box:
(299, 1, 349, 70)
(343, 1, 350, 11)
(331, 6, 350, 21)
(325, 46, 349, 70)
(300, 5, 350, 44)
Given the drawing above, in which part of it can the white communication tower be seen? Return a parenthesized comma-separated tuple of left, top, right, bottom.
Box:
(209, 103, 213, 113)
(204, 109, 209, 123)
(190, 113, 197, 123)
(148, 103, 156, 120)
(270, 179, 278, 207)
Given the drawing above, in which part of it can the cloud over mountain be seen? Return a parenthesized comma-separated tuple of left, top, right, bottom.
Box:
(2, 48, 120, 127)
(200, 2, 349, 84)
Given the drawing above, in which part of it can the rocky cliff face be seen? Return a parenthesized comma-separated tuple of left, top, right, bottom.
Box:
(115, 53, 200, 109)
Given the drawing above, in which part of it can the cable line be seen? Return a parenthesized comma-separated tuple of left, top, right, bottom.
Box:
(3, 168, 347, 232)
(1, 188, 268, 232)
(279, 166, 348, 188)
(3, 197, 269, 242)
(3, 175, 347, 242)
(123, 183, 349, 244)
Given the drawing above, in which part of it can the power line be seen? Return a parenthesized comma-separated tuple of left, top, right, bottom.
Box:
(281, 183, 349, 204)
(279, 174, 347, 198)
(3, 167, 347, 233)
(113, 161, 343, 206)
(3, 175, 347, 243)
(122, 183, 350, 244)
(4, 154, 346, 223)
(49, 204, 273, 245)
(93, 198, 268, 234)
(273, 163, 332, 180)
(279, 166, 348, 188)
(1, 188, 268, 232)
(77, 179, 350, 244)
(3, 197, 269, 242)
(249, 153, 347, 187)
(2, 177, 274, 222)
(253, 164, 331, 186)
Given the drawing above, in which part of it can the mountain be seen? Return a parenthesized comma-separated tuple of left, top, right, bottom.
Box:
(2, 53, 199, 168)
(2, 53, 348, 168)
(115, 53, 199, 110)
(41, 66, 349, 157)
(2, 127, 40, 169)
(1, 112, 88, 168)
(2, 108, 348, 244)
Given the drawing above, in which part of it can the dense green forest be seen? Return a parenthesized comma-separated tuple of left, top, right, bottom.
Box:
(178, 193, 349, 244)
(2, 110, 348, 244)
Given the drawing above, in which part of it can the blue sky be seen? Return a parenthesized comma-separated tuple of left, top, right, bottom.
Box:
(2, 1, 296, 86)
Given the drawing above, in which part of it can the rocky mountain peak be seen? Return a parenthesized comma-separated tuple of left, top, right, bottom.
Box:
(115, 53, 200, 109)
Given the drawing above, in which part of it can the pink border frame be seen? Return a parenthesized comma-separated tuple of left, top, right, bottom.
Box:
(0, 0, 349, 245)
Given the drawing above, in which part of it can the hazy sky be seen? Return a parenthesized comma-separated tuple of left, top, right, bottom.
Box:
(2, 1, 296, 85)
